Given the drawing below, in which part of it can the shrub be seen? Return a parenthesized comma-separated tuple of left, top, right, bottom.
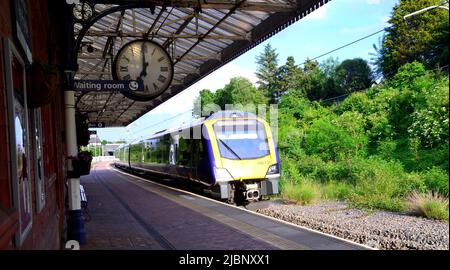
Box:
(278, 95, 311, 116)
(390, 62, 427, 89)
(406, 191, 449, 221)
(303, 117, 366, 161)
(301, 102, 333, 123)
(336, 92, 372, 114)
(375, 140, 398, 160)
(321, 181, 353, 200)
(408, 73, 448, 148)
(413, 145, 449, 173)
(281, 157, 302, 184)
(387, 90, 416, 137)
(366, 113, 394, 146)
(421, 167, 449, 196)
(408, 108, 449, 149)
(346, 157, 426, 212)
(296, 154, 327, 177)
(309, 159, 357, 184)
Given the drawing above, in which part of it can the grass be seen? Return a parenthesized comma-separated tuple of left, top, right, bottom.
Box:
(406, 191, 449, 221)
(279, 156, 449, 221)
(321, 181, 352, 201)
(281, 180, 319, 205)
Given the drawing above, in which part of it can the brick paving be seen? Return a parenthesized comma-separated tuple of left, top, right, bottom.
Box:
(80, 162, 278, 250)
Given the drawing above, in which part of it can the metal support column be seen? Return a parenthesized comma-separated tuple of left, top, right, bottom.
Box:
(61, 0, 86, 245)
(64, 86, 86, 245)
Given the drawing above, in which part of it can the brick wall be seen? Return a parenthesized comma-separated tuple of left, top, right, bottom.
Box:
(0, 0, 15, 249)
(0, 0, 67, 249)
(0, 0, 12, 209)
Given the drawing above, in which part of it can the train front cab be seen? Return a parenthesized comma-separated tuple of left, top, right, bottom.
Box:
(204, 114, 280, 203)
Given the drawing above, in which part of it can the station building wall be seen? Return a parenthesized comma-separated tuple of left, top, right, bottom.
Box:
(0, 0, 68, 249)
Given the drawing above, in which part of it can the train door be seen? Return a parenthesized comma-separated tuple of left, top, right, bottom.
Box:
(176, 136, 193, 178)
(194, 138, 212, 184)
(192, 139, 204, 179)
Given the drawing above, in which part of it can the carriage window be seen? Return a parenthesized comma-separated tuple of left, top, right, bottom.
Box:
(130, 143, 142, 163)
(177, 137, 194, 166)
(213, 120, 270, 160)
(124, 146, 129, 162)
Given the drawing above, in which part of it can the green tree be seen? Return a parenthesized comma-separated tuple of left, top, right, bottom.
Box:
(300, 59, 324, 100)
(336, 58, 374, 93)
(193, 89, 215, 117)
(377, 0, 449, 78)
(192, 77, 267, 115)
(215, 77, 267, 109)
(276, 56, 304, 97)
(320, 57, 344, 99)
(255, 43, 279, 100)
(301, 58, 344, 101)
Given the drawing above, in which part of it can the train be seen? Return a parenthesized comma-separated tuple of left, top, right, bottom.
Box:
(113, 111, 280, 204)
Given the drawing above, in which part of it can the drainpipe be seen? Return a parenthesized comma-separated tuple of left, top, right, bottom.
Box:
(64, 74, 86, 245)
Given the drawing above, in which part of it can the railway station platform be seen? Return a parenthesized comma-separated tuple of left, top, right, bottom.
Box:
(80, 162, 369, 250)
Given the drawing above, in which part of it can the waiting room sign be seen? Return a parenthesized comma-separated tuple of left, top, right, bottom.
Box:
(73, 80, 144, 92)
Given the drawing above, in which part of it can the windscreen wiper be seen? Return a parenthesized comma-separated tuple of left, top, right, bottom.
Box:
(218, 139, 242, 160)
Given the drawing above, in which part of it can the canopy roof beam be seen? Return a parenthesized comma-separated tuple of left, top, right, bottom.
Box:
(73, 0, 330, 126)
(87, 0, 298, 12)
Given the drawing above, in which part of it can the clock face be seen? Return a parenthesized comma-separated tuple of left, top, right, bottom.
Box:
(112, 40, 174, 101)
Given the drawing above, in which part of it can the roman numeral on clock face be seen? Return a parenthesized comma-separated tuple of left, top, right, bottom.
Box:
(123, 74, 131, 80)
(160, 66, 168, 72)
(158, 56, 165, 62)
(120, 66, 128, 72)
(158, 75, 167, 83)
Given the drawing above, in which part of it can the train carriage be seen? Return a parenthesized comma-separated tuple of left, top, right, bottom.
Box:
(114, 111, 280, 204)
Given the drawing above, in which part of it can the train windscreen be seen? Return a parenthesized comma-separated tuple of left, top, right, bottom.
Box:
(213, 120, 270, 160)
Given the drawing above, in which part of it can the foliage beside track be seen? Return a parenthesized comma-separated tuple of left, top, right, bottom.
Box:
(277, 62, 449, 220)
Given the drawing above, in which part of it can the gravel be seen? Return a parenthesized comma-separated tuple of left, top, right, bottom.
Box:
(254, 201, 449, 250)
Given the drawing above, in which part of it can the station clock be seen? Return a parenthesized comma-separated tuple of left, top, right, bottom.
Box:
(112, 40, 174, 101)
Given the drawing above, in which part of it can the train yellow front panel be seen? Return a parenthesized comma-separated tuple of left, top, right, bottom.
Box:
(221, 156, 273, 180)
(205, 117, 277, 181)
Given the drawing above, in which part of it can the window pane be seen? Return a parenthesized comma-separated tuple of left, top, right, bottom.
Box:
(213, 120, 269, 160)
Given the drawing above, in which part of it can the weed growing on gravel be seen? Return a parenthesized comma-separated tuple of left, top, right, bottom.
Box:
(281, 180, 319, 205)
(406, 191, 449, 221)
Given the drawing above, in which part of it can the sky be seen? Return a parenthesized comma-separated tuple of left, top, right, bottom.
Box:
(93, 0, 399, 143)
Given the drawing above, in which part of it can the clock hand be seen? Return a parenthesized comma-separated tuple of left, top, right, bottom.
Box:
(139, 61, 149, 78)
(138, 43, 149, 80)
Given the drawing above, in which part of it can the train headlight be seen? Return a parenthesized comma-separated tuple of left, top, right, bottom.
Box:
(266, 164, 279, 175)
(214, 167, 234, 182)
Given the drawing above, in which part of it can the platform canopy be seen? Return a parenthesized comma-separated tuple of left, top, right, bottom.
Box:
(73, 0, 330, 127)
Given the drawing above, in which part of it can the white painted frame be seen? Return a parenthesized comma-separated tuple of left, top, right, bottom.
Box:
(3, 38, 33, 246)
